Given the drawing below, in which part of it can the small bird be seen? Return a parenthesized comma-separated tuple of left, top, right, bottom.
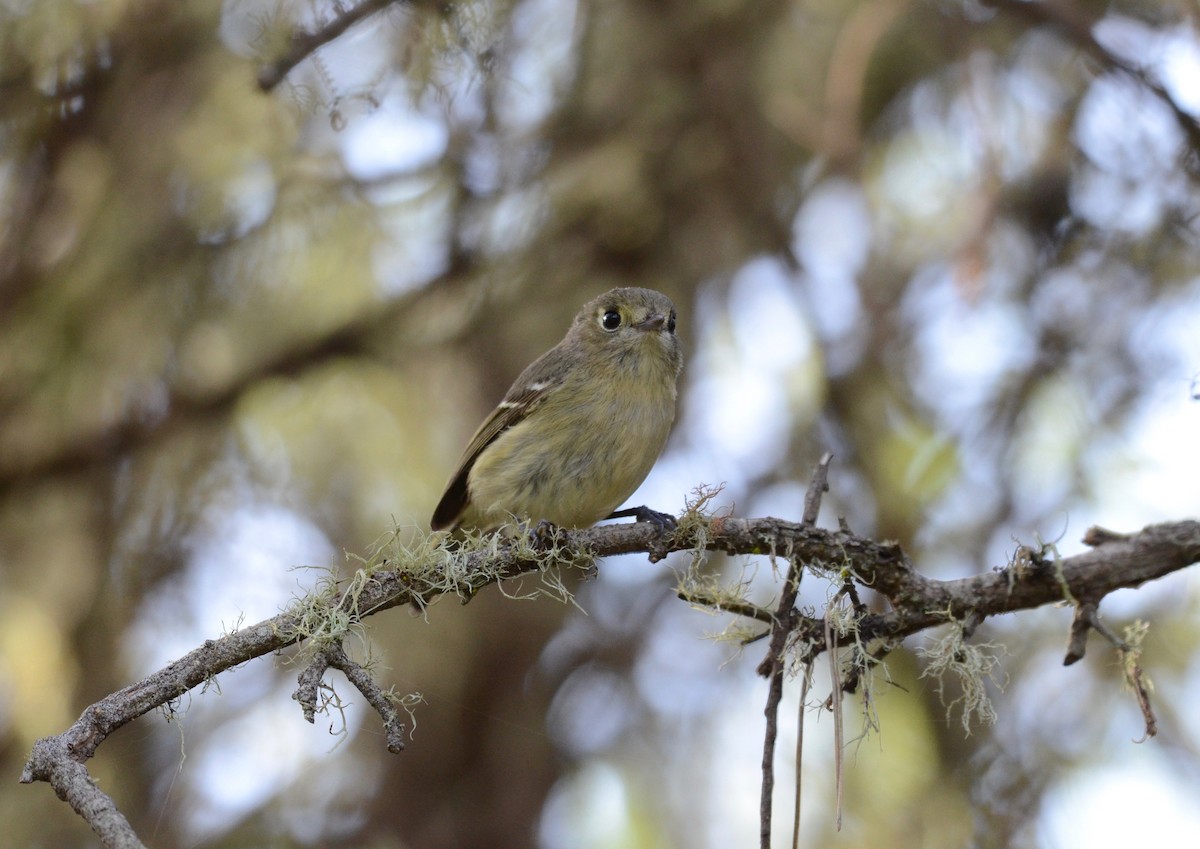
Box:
(431, 287, 683, 532)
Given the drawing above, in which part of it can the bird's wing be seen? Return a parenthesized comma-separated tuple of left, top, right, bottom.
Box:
(430, 349, 569, 530)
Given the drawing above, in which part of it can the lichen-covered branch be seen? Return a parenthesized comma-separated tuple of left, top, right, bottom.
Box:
(20, 510, 1200, 848)
(293, 641, 409, 753)
(694, 516, 1200, 652)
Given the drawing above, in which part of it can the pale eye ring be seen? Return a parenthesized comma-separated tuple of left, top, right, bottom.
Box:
(600, 309, 622, 331)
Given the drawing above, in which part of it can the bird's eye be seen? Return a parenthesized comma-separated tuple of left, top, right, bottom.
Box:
(666, 310, 676, 334)
(601, 309, 622, 331)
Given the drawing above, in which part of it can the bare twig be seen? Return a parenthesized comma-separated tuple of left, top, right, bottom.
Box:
(825, 596, 845, 832)
(1124, 657, 1157, 742)
(792, 661, 813, 849)
(294, 648, 333, 722)
(1083, 526, 1133, 547)
(320, 642, 408, 753)
(1065, 600, 1131, 664)
(801, 452, 833, 525)
(760, 652, 786, 849)
(1063, 601, 1095, 665)
(678, 590, 777, 626)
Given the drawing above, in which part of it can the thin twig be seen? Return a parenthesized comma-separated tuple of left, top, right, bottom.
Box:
(1124, 657, 1157, 742)
(293, 649, 332, 722)
(678, 590, 777, 625)
(257, 0, 412, 92)
(825, 596, 845, 832)
(323, 642, 407, 753)
(1083, 606, 1130, 650)
(761, 666, 785, 849)
(792, 661, 813, 849)
(802, 452, 833, 525)
(1064, 599, 1127, 665)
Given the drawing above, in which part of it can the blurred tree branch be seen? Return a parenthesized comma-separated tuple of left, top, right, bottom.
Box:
(4, 0, 1200, 844)
(256, 0, 416, 92)
(994, 0, 1200, 157)
(20, 494, 1200, 847)
(0, 310, 378, 491)
(0, 266, 479, 494)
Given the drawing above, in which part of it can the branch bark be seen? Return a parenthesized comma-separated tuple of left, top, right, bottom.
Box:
(20, 512, 1200, 847)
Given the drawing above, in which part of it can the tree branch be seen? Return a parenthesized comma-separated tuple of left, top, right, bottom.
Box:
(0, 260, 478, 494)
(257, 0, 414, 92)
(294, 640, 408, 753)
(992, 0, 1200, 158)
(20, 509, 1200, 847)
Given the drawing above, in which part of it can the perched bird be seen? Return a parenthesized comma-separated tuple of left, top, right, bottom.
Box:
(431, 287, 683, 532)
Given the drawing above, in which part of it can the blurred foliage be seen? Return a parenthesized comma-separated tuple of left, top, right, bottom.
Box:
(2, 0, 1200, 847)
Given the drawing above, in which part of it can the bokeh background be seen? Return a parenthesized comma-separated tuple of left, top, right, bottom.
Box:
(3, 0, 1200, 847)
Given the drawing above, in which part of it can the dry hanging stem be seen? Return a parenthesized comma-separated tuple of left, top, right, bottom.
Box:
(759, 453, 832, 849)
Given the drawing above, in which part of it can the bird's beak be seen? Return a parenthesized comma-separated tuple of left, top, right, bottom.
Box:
(635, 312, 667, 332)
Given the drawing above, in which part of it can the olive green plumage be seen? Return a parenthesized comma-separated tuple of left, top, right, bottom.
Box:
(431, 287, 683, 531)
